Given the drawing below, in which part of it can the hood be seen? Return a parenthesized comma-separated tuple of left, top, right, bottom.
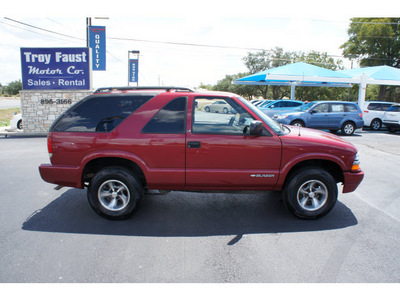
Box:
(280, 125, 358, 154)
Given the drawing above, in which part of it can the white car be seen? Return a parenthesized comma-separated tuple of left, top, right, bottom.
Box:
(383, 104, 400, 133)
(363, 101, 395, 130)
(10, 113, 22, 130)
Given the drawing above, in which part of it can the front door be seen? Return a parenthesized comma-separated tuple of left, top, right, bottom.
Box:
(185, 96, 282, 190)
(307, 103, 331, 128)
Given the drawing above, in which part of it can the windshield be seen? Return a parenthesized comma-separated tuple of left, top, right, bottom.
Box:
(299, 102, 316, 111)
(388, 105, 400, 112)
(239, 97, 289, 135)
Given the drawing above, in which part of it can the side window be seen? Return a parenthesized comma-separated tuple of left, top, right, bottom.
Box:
(367, 103, 381, 111)
(331, 104, 344, 112)
(192, 97, 255, 135)
(344, 104, 358, 112)
(51, 95, 153, 132)
(313, 103, 330, 113)
(141, 97, 186, 134)
(382, 104, 392, 111)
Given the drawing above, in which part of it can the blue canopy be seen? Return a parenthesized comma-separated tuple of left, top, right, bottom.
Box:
(233, 62, 353, 88)
(233, 62, 353, 99)
(340, 65, 400, 85)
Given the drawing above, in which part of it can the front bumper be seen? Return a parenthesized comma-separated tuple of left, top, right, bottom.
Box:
(342, 169, 364, 193)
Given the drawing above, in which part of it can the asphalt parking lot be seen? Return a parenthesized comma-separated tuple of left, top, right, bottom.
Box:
(0, 129, 399, 283)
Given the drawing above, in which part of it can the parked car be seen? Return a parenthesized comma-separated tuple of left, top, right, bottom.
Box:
(204, 100, 234, 114)
(259, 100, 303, 117)
(383, 104, 400, 133)
(253, 100, 272, 107)
(10, 113, 22, 130)
(363, 101, 395, 130)
(39, 87, 363, 220)
(275, 101, 364, 135)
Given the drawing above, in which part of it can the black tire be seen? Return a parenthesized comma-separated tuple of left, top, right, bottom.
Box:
(282, 168, 337, 219)
(341, 122, 356, 135)
(205, 106, 210, 112)
(223, 107, 228, 114)
(290, 120, 305, 127)
(87, 167, 144, 220)
(370, 119, 382, 131)
(17, 120, 23, 130)
(388, 127, 396, 133)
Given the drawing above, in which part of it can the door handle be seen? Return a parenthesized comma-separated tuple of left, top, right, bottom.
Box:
(187, 141, 201, 148)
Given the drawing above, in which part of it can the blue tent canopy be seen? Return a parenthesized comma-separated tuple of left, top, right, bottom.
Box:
(340, 65, 400, 85)
(233, 62, 353, 99)
(233, 62, 400, 108)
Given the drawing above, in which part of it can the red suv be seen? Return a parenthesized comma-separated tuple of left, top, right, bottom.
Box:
(39, 87, 364, 220)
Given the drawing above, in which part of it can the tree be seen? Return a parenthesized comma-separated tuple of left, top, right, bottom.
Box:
(2, 80, 22, 96)
(341, 18, 400, 101)
(242, 47, 293, 98)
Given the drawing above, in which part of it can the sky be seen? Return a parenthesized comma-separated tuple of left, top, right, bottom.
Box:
(1, 0, 397, 90)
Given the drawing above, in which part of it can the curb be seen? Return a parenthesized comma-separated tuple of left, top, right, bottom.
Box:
(0, 127, 47, 138)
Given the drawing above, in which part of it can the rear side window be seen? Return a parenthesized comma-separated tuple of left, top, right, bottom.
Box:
(367, 103, 382, 111)
(331, 104, 344, 112)
(344, 104, 358, 112)
(141, 97, 187, 134)
(51, 95, 153, 132)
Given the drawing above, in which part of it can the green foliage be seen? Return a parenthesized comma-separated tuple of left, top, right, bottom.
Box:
(2, 80, 22, 96)
(341, 18, 400, 102)
(341, 18, 400, 68)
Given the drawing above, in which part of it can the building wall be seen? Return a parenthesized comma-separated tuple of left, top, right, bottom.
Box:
(20, 90, 92, 133)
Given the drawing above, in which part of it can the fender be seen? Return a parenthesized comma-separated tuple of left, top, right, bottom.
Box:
(80, 150, 149, 177)
(275, 152, 346, 190)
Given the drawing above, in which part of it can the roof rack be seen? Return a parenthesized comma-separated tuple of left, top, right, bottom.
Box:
(93, 86, 195, 94)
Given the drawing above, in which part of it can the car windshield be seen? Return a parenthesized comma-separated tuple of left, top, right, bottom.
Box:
(388, 105, 400, 112)
(299, 102, 316, 111)
(240, 97, 288, 135)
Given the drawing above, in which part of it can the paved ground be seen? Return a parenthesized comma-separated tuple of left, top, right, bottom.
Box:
(0, 129, 399, 286)
(0, 97, 20, 109)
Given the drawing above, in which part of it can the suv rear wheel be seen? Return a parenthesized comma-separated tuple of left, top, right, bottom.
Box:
(370, 119, 382, 131)
(283, 168, 337, 219)
(341, 122, 356, 135)
(87, 167, 144, 220)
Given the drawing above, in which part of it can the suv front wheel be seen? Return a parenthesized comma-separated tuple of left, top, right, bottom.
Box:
(87, 167, 144, 220)
(283, 168, 337, 219)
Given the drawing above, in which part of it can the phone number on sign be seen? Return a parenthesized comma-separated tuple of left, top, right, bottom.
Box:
(40, 99, 72, 105)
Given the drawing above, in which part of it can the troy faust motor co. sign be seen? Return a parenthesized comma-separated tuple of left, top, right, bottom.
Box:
(20, 47, 91, 90)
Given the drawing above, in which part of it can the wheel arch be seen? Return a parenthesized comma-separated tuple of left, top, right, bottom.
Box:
(280, 159, 344, 190)
(82, 157, 147, 188)
(290, 119, 306, 126)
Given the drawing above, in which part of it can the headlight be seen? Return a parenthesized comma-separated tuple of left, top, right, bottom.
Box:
(276, 114, 288, 119)
(351, 152, 360, 172)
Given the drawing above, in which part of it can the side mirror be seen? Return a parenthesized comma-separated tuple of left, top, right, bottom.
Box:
(310, 110, 317, 114)
(248, 120, 264, 136)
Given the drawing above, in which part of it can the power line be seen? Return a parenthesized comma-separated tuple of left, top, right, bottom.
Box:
(3, 17, 399, 64)
(4, 17, 85, 41)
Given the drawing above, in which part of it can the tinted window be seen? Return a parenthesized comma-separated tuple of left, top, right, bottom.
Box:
(344, 104, 359, 112)
(382, 104, 393, 110)
(367, 103, 382, 111)
(51, 95, 153, 132)
(142, 97, 186, 134)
